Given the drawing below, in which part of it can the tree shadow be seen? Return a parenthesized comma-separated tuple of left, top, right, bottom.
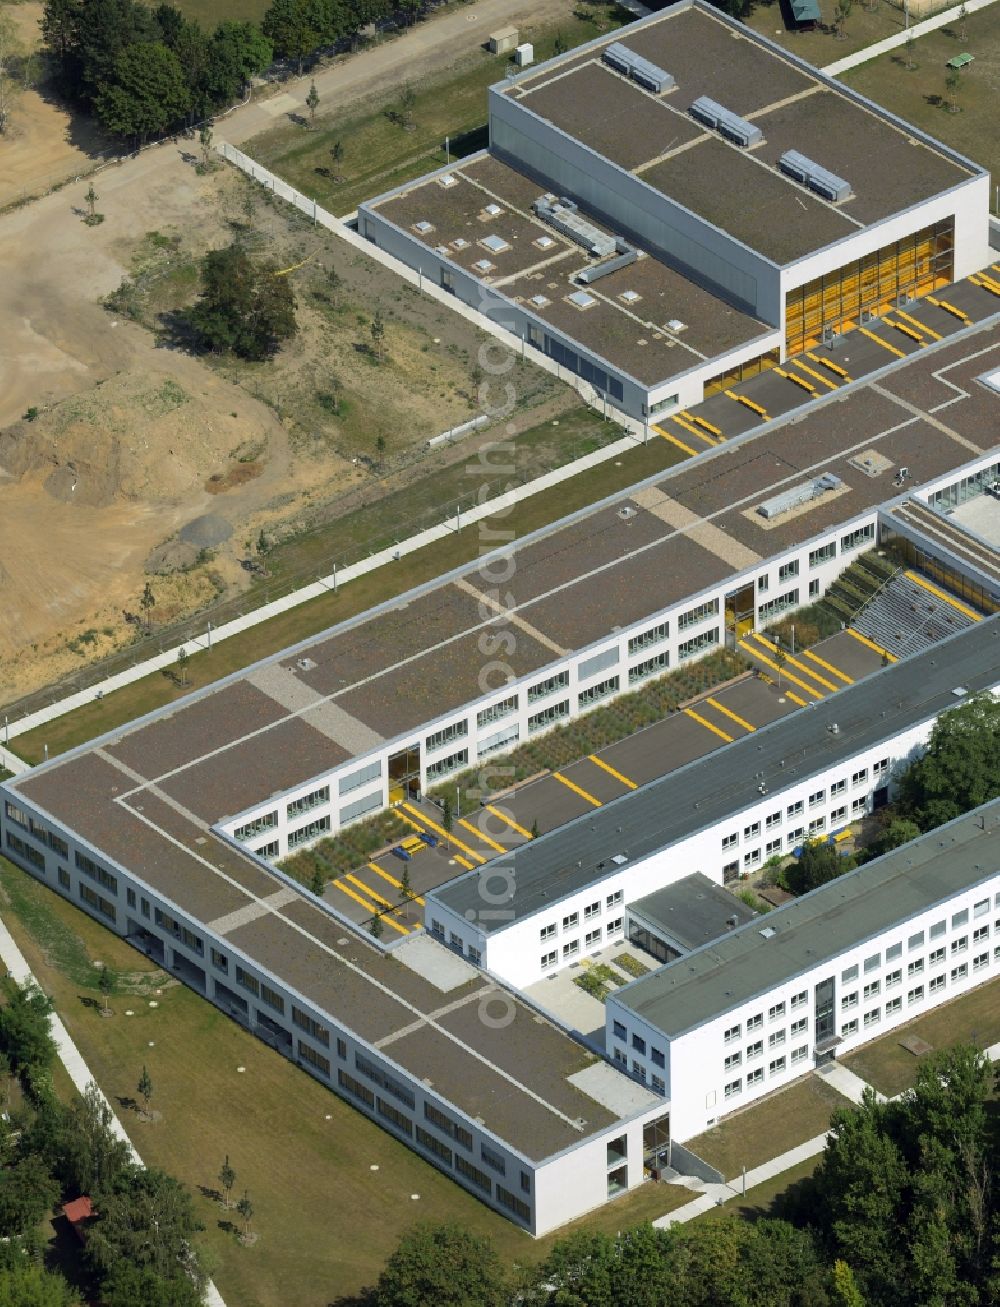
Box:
(77, 994, 101, 1010)
(155, 307, 201, 353)
(217, 1218, 236, 1235)
(287, 112, 309, 128)
(924, 92, 944, 107)
(116, 1094, 138, 1112)
(199, 1184, 223, 1203)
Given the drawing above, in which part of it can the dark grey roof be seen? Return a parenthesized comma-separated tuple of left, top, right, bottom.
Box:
(430, 617, 1000, 932)
(628, 873, 756, 952)
(617, 798, 1000, 1038)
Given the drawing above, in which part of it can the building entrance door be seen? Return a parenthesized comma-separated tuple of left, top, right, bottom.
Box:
(388, 746, 421, 806)
(725, 583, 755, 648)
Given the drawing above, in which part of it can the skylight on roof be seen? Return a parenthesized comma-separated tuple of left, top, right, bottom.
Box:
(568, 290, 597, 309)
(530, 294, 550, 307)
(534, 235, 556, 250)
(619, 290, 640, 304)
(481, 234, 510, 254)
(452, 238, 469, 250)
(473, 259, 495, 273)
(413, 220, 434, 234)
(439, 173, 459, 188)
(483, 203, 503, 217)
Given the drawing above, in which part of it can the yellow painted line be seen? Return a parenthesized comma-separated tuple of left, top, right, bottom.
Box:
(775, 365, 816, 394)
(801, 648, 853, 685)
(788, 357, 839, 391)
(690, 413, 722, 438)
(683, 707, 734, 743)
(553, 772, 602, 808)
(653, 424, 696, 457)
(785, 689, 808, 707)
(896, 308, 941, 341)
(845, 627, 897, 664)
(368, 862, 425, 906)
(905, 570, 981, 621)
(928, 295, 970, 323)
(334, 881, 409, 935)
(454, 854, 474, 871)
(485, 804, 534, 841)
(738, 640, 824, 700)
(345, 874, 410, 926)
(859, 326, 906, 359)
(587, 753, 638, 790)
(807, 351, 851, 382)
(971, 274, 1000, 299)
(400, 802, 485, 865)
(883, 316, 925, 345)
(705, 696, 755, 733)
(458, 816, 507, 855)
(396, 809, 428, 835)
(725, 389, 769, 419)
(751, 633, 839, 692)
(673, 412, 716, 446)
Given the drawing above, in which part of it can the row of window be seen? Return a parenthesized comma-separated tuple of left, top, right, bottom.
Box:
(540, 917, 624, 968)
(725, 1046, 810, 1097)
(539, 890, 624, 942)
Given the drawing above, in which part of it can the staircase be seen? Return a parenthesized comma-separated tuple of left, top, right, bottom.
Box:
(822, 551, 898, 625)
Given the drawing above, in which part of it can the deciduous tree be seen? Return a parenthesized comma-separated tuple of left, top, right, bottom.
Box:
(896, 692, 1000, 829)
(372, 1222, 509, 1307)
(94, 40, 191, 144)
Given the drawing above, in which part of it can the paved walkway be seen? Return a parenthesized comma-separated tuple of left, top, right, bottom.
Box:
(823, 0, 998, 75)
(0, 913, 227, 1305)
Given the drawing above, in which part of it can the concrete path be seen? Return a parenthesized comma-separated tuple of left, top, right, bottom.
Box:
(0, 913, 227, 1305)
(822, 0, 998, 75)
(814, 1058, 884, 1104)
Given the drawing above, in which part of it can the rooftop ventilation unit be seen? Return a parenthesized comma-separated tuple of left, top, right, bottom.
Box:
(602, 41, 675, 94)
(779, 150, 852, 202)
(533, 194, 617, 257)
(576, 246, 638, 284)
(689, 95, 762, 148)
(756, 472, 843, 520)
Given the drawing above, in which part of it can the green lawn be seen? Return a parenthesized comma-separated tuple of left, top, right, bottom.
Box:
(842, 3, 1000, 208)
(0, 858, 707, 1301)
(685, 1075, 848, 1181)
(138, 0, 272, 27)
(843, 974, 1000, 1097)
(10, 431, 681, 766)
(248, 4, 630, 216)
(744, 0, 903, 64)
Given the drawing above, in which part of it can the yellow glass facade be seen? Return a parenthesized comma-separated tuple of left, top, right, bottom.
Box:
(703, 348, 780, 398)
(783, 218, 954, 357)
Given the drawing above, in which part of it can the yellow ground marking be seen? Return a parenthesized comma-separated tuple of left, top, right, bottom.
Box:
(883, 316, 925, 345)
(725, 389, 769, 419)
(970, 273, 1000, 299)
(400, 802, 485, 864)
(345, 874, 409, 924)
(334, 881, 408, 935)
(458, 816, 508, 855)
(802, 647, 853, 685)
(905, 570, 981, 622)
(859, 326, 906, 359)
(690, 413, 723, 438)
(738, 639, 824, 700)
(896, 308, 941, 341)
(806, 351, 851, 381)
(454, 854, 474, 871)
(775, 365, 817, 394)
(672, 412, 716, 446)
(587, 753, 638, 789)
(845, 627, 897, 663)
(484, 804, 534, 840)
(928, 295, 970, 323)
(368, 862, 425, 906)
(788, 357, 839, 391)
(683, 707, 734, 743)
(705, 696, 755, 732)
(397, 809, 428, 835)
(653, 424, 696, 457)
(751, 632, 839, 692)
(553, 772, 602, 808)
(785, 689, 808, 707)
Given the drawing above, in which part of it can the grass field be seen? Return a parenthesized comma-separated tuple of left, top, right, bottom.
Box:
(842, 3, 1000, 208)
(137, 0, 271, 26)
(0, 857, 701, 1302)
(843, 974, 1000, 1097)
(685, 1075, 847, 1181)
(248, 4, 630, 216)
(745, 0, 903, 64)
(10, 430, 682, 765)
